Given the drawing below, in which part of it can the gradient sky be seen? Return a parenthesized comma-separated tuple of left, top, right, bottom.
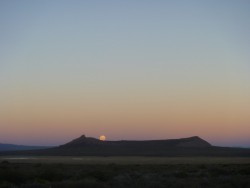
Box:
(0, 0, 249, 147)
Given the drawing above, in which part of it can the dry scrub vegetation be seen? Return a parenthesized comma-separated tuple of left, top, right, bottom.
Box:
(0, 159, 250, 188)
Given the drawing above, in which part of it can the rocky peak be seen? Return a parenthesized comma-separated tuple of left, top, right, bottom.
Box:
(60, 134, 100, 148)
(177, 136, 211, 148)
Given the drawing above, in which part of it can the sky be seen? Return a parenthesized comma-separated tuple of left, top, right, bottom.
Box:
(0, 0, 249, 147)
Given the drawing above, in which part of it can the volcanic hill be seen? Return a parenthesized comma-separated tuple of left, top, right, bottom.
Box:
(1, 135, 250, 157)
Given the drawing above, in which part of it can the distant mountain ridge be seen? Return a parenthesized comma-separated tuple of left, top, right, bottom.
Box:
(0, 143, 51, 151)
(1, 134, 250, 157)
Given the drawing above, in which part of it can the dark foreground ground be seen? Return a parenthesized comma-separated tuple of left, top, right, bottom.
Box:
(1, 158, 250, 188)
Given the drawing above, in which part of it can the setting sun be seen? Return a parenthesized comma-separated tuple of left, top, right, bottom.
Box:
(99, 135, 106, 141)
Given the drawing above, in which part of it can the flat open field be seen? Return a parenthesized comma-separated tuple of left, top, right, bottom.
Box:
(1, 157, 250, 188)
(1, 156, 250, 164)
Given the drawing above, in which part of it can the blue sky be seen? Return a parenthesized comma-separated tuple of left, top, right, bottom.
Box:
(0, 0, 249, 146)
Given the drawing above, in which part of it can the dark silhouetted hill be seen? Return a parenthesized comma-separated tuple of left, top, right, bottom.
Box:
(59, 135, 211, 149)
(1, 135, 250, 157)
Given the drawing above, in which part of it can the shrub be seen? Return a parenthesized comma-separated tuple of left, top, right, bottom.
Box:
(1, 160, 10, 165)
